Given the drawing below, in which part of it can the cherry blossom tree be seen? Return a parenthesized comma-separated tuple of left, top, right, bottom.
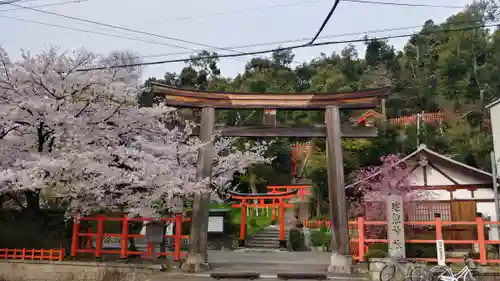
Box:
(0, 46, 270, 218)
(349, 154, 435, 237)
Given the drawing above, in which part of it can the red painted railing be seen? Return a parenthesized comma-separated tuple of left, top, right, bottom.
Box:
(71, 214, 190, 261)
(0, 248, 63, 261)
(304, 213, 500, 265)
(302, 219, 332, 228)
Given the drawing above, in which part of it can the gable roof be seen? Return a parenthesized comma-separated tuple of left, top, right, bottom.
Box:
(345, 144, 494, 189)
(359, 110, 382, 121)
(486, 98, 500, 109)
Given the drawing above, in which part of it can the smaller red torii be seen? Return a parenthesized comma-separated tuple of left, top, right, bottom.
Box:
(229, 189, 298, 248)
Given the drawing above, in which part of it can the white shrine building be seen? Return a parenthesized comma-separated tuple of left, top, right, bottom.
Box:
(487, 99, 500, 167)
(348, 144, 500, 243)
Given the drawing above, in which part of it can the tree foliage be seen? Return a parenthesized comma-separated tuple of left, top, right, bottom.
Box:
(0, 47, 270, 218)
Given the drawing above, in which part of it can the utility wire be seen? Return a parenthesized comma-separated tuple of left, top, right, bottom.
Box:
(0, 0, 20, 5)
(7, 2, 243, 56)
(342, 0, 464, 9)
(308, 0, 341, 44)
(0, 12, 430, 63)
(1, 11, 487, 64)
(134, 18, 492, 60)
(145, 0, 328, 24)
(1, 0, 462, 43)
(0, 14, 208, 50)
(0, 0, 88, 12)
(75, 22, 500, 72)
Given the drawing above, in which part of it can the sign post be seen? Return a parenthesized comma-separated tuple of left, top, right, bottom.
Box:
(436, 240, 446, 266)
(386, 194, 406, 258)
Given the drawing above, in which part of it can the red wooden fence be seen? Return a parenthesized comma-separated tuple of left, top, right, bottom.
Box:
(0, 248, 63, 261)
(304, 213, 500, 265)
(71, 214, 190, 261)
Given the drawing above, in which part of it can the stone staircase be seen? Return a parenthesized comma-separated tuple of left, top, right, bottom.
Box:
(245, 226, 283, 249)
(245, 208, 298, 249)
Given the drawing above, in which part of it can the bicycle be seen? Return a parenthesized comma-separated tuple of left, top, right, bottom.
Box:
(379, 257, 430, 281)
(431, 256, 485, 281)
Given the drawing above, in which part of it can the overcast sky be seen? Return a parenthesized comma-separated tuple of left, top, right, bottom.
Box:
(0, 0, 475, 80)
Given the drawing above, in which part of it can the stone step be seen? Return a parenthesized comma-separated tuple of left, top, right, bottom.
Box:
(245, 244, 280, 249)
(249, 237, 281, 241)
(251, 233, 281, 239)
(246, 240, 280, 246)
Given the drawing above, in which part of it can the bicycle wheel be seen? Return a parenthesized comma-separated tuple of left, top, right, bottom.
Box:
(408, 266, 430, 281)
(466, 270, 485, 281)
(429, 265, 452, 281)
(380, 264, 397, 281)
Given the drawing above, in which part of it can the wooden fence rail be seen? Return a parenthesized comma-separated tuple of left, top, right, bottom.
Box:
(0, 248, 64, 261)
(71, 214, 191, 261)
(304, 213, 500, 265)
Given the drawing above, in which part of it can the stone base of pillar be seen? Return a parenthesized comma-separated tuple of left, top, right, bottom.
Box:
(327, 252, 352, 274)
(238, 239, 245, 247)
(279, 240, 287, 249)
(181, 253, 211, 273)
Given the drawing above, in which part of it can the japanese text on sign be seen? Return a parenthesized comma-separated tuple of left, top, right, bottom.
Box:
(386, 194, 406, 258)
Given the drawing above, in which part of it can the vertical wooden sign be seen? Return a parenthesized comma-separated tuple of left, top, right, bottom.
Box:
(386, 194, 406, 258)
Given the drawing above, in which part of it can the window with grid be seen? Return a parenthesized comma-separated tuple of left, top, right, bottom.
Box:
(407, 202, 451, 221)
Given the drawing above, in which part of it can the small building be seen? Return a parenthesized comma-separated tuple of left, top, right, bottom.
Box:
(348, 144, 499, 244)
(487, 98, 500, 165)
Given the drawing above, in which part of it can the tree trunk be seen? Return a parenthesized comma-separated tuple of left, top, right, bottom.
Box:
(24, 191, 40, 219)
(248, 165, 259, 215)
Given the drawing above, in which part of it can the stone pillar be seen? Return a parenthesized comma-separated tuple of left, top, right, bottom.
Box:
(325, 106, 351, 273)
(386, 194, 406, 258)
(182, 106, 215, 272)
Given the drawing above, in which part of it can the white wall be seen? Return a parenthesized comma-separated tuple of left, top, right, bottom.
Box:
(478, 202, 499, 240)
(491, 102, 500, 166)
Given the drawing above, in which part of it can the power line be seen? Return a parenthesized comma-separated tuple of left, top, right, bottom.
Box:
(7, 2, 242, 56)
(342, 0, 464, 9)
(144, 0, 328, 24)
(0, 0, 20, 5)
(2, 0, 330, 41)
(0, 0, 88, 12)
(74, 22, 500, 72)
(308, 0, 341, 44)
(127, 18, 492, 60)
(0, 12, 428, 62)
(2, 9, 486, 65)
(0, 14, 210, 50)
(134, 23, 430, 60)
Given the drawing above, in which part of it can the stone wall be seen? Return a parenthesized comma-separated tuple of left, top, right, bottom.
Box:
(0, 260, 163, 281)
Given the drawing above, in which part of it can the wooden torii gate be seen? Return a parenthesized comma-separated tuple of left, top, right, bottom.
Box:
(150, 83, 390, 271)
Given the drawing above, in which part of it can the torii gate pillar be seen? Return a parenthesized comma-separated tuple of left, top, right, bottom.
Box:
(325, 106, 351, 272)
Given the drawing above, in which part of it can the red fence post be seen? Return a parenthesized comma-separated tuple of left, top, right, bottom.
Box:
(239, 200, 247, 247)
(86, 226, 92, 249)
(120, 214, 129, 259)
(71, 216, 79, 257)
(357, 216, 365, 262)
(174, 213, 183, 261)
(95, 214, 104, 259)
(271, 198, 276, 221)
(279, 200, 286, 248)
(59, 249, 63, 261)
(435, 213, 443, 240)
(476, 212, 487, 265)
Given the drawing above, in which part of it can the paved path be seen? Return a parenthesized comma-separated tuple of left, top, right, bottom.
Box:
(157, 276, 363, 281)
(207, 250, 331, 266)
